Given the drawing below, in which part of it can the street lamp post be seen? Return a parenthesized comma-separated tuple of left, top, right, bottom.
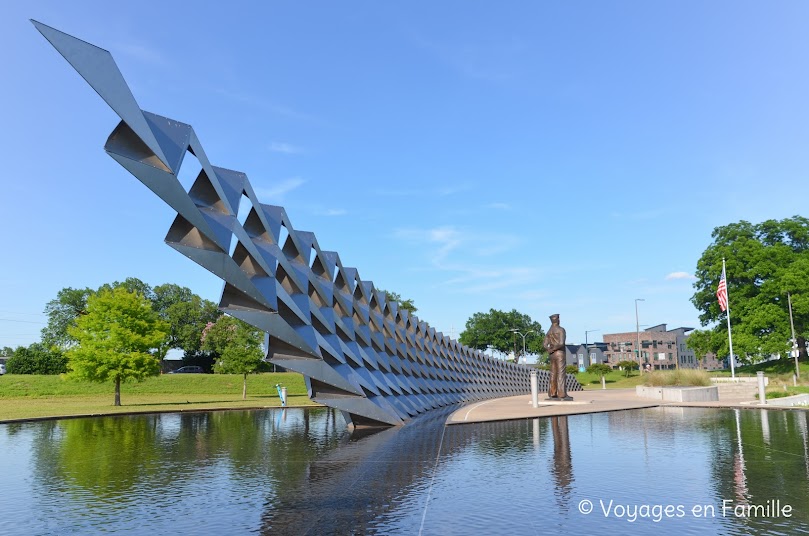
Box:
(788, 292, 800, 380)
(635, 299, 645, 371)
(509, 329, 535, 365)
(585, 329, 600, 367)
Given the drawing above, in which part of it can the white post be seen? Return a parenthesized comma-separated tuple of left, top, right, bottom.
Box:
(788, 292, 800, 380)
(601, 375, 606, 390)
(530, 370, 539, 408)
(757, 371, 766, 406)
(723, 259, 736, 379)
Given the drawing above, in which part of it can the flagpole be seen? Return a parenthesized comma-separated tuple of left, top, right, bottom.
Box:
(724, 258, 736, 378)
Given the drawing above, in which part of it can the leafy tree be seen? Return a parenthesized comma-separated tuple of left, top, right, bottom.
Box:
(41, 287, 94, 349)
(5, 343, 67, 374)
(691, 216, 809, 363)
(586, 363, 612, 383)
(685, 329, 719, 369)
(99, 277, 155, 303)
(1, 346, 13, 357)
(381, 290, 417, 314)
(42, 279, 219, 360)
(66, 287, 167, 406)
(42, 279, 153, 350)
(616, 360, 639, 377)
(458, 308, 545, 358)
(201, 315, 264, 399)
(152, 283, 220, 360)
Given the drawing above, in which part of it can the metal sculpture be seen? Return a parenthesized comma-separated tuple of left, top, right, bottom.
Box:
(34, 21, 582, 426)
(544, 313, 572, 400)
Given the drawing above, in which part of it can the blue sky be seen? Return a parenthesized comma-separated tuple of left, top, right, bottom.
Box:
(2, 1, 809, 352)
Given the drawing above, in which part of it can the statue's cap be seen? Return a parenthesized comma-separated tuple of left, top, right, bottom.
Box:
(549, 313, 560, 321)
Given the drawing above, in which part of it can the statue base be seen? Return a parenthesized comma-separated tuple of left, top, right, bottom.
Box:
(545, 396, 574, 401)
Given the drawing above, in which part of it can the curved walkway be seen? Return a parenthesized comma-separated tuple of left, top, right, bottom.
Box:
(447, 388, 771, 425)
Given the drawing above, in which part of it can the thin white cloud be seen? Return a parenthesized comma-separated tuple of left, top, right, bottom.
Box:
(115, 43, 168, 66)
(269, 142, 304, 154)
(323, 208, 347, 216)
(254, 177, 306, 202)
(665, 271, 696, 281)
(487, 202, 511, 210)
(212, 88, 320, 123)
(375, 183, 473, 197)
(393, 225, 536, 294)
(410, 33, 526, 83)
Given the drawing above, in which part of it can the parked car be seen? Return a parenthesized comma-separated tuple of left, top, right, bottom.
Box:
(169, 366, 204, 374)
(0, 363, 5, 375)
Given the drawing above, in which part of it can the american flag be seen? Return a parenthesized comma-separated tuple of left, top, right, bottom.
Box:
(716, 267, 728, 312)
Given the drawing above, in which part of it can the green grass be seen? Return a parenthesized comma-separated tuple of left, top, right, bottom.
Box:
(575, 369, 646, 389)
(711, 359, 809, 378)
(710, 359, 809, 394)
(0, 372, 317, 421)
(766, 386, 809, 399)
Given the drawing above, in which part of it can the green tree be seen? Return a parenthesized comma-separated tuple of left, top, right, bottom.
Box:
(66, 287, 167, 406)
(6, 343, 67, 374)
(685, 329, 720, 369)
(586, 363, 612, 384)
(458, 308, 545, 359)
(201, 315, 264, 399)
(152, 283, 220, 360)
(616, 360, 639, 377)
(381, 290, 418, 314)
(41, 287, 94, 349)
(99, 277, 155, 303)
(42, 279, 154, 350)
(691, 216, 809, 363)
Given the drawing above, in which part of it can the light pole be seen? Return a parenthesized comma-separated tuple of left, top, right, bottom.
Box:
(788, 292, 800, 379)
(585, 329, 600, 367)
(635, 299, 645, 371)
(509, 329, 535, 364)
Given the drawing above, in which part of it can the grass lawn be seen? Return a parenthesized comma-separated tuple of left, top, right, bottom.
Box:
(575, 359, 809, 393)
(0, 372, 317, 421)
(576, 369, 646, 389)
(711, 359, 809, 398)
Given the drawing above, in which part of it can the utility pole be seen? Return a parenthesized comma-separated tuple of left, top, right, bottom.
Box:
(635, 299, 645, 371)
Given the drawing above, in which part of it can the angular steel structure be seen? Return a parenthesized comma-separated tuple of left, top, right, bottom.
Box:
(34, 21, 582, 426)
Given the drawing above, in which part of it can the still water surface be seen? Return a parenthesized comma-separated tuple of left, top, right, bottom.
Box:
(1, 406, 808, 535)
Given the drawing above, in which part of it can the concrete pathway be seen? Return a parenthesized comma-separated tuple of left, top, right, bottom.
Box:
(446, 388, 778, 425)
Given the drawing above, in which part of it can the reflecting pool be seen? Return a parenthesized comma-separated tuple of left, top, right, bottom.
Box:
(1, 407, 807, 535)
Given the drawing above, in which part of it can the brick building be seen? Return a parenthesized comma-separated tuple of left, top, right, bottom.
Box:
(603, 324, 725, 370)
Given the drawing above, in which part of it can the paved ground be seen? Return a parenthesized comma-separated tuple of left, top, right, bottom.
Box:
(446, 388, 776, 425)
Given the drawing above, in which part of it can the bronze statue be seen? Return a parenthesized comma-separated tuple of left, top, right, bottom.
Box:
(544, 313, 571, 400)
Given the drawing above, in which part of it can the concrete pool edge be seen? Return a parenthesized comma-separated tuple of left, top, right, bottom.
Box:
(446, 388, 809, 425)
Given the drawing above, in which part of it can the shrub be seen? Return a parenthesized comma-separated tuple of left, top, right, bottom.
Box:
(616, 360, 639, 377)
(587, 363, 612, 376)
(566, 365, 579, 375)
(644, 369, 711, 387)
(6, 343, 67, 374)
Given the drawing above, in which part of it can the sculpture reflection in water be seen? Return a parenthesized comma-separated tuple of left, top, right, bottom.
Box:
(550, 416, 573, 508)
